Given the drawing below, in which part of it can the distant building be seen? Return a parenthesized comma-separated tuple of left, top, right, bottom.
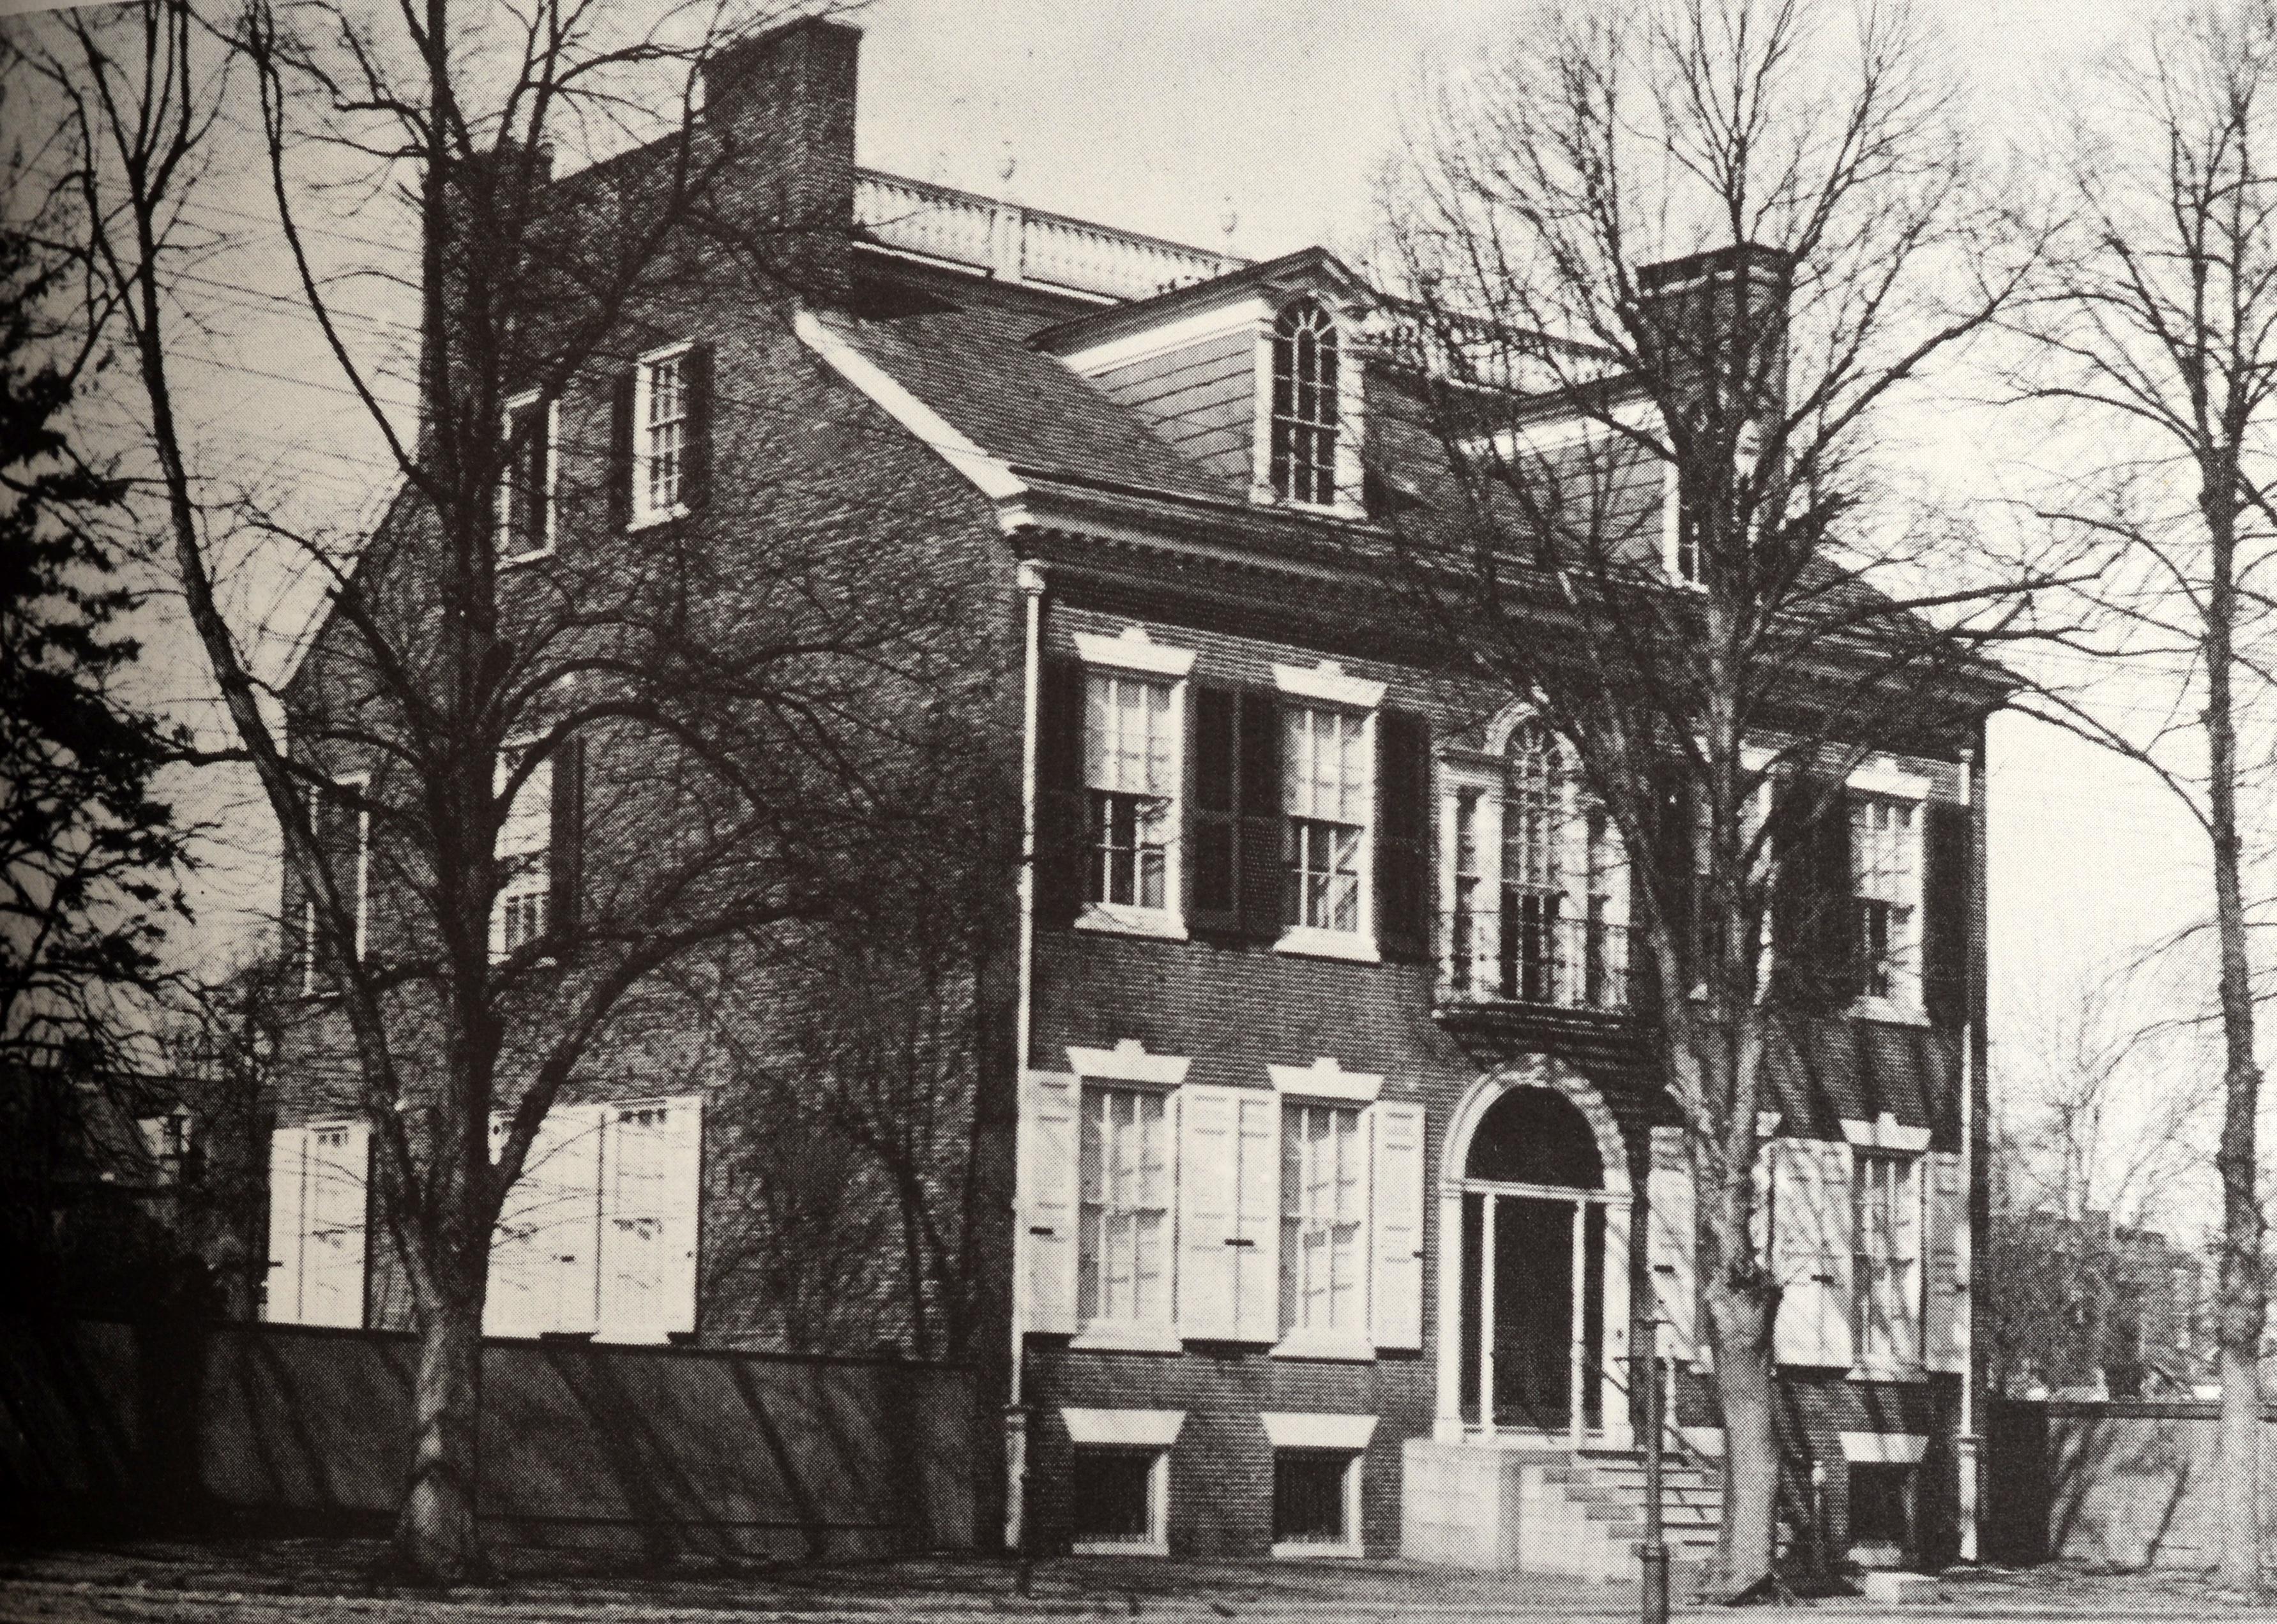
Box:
(1988, 1208, 2209, 1401)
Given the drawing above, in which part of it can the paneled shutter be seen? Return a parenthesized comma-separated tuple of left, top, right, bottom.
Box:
(1034, 660, 1086, 929)
(1237, 692, 1284, 940)
(1232, 1092, 1280, 1342)
(1177, 1085, 1278, 1341)
(1638, 760, 1698, 1009)
(1647, 1125, 1698, 1362)
(1376, 712, 1433, 963)
(548, 735, 586, 938)
(607, 369, 635, 530)
(487, 1105, 605, 1338)
(1024, 1073, 1080, 1334)
(597, 1095, 702, 1342)
(301, 1122, 370, 1328)
(1189, 685, 1240, 931)
(1370, 1099, 1426, 1351)
(310, 782, 359, 982)
(1922, 801, 1972, 1028)
(264, 1127, 308, 1323)
(1771, 1136, 1854, 1368)
(681, 343, 715, 513)
(1811, 786, 1859, 1005)
(1924, 1149, 1965, 1372)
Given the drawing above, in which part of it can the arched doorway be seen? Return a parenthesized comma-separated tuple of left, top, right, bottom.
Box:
(1435, 1061, 1633, 1447)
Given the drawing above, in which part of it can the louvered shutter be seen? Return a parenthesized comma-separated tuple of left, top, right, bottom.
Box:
(607, 369, 635, 530)
(681, 342, 715, 512)
(301, 1122, 369, 1328)
(264, 1127, 308, 1323)
(1189, 685, 1240, 931)
(1772, 1136, 1854, 1367)
(1923, 801, 1972, 1028)
(1647, 1125, 1698, 1361)
(1177, 1085, 1278, 1341)
(1237, 692, 1284, 940)
(1034, 660, 1085, 929)
(1024, 1073, 1080, 1334)
(1924, 1149, 1965, 1372)
(1370, 1099, 1426, 1351)
(1376, 712, 1433, 963)
(548, 735, 586, 938)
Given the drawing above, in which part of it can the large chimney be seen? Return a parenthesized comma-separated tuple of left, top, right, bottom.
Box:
(1633, 241, 1792, 432)
(699, 16, 861, 301)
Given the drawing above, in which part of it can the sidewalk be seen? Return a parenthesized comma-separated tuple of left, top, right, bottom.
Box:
(4, 1539, 2277, 1622)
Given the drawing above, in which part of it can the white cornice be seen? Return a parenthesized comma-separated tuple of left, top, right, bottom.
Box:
(1073, 626, 1197, 678)
(1273, 659, 1386, 710)
(1052, 293, 1271, 375)
(1068, 1038, 1191, 1088)
(794, 308, 1027, 503)
(1267, 1056, 1384, 1104)
(1842, 1112, 1932, 1153)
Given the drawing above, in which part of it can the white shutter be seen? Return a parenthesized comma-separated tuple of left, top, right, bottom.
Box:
(1647, 1125, 1698, 1362)
(301, 1122, 369, 1328)
(264, 1127, 309, 1323)
(487, 1105, 606, 1338)
(1369, 1099, 1425, 1351)
(597, 1095, 702, 1342)
(1772, 1137, 1854, 1368)
(1233, 1090, 1280, 1342)
(1179, 1085, 1239, 1340)
(1925, 1150, 1965, 1373)
(1024, 1074, 1080, 1335)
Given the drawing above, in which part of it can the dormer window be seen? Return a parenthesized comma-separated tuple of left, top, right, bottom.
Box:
(1271, 299, 1340, 506)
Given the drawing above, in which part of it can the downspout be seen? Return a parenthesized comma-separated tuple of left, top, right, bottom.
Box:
(1958, 737, 1983, 1561)
(1005, 559, 1047, 1556)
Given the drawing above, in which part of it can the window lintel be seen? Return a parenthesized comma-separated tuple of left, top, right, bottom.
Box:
(1067, 1038, 1190, 1087)
(1073, 627, 1196, 679)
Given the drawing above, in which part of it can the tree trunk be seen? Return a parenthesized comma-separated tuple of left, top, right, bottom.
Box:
(1704, 1232, 1780, 1594)
(2205, 484, 2265, 1595)
(393, 1294, 486, 1584)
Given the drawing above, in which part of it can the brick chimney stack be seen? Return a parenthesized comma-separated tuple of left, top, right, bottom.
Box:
(1633, 241, 1793, 430)
(699, 15, 862, 301)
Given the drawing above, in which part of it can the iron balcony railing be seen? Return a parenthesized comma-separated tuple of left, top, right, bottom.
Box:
(1441, 899, 1631, 1014)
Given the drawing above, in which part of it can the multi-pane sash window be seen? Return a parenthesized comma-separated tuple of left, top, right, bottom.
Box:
(1078, 1086, 1171, 1327)
(1504, 721, 1565, 1000)
(1271, 299, 1341, 506)
(499, 394, 552, 559)
(1280, 1102, 1365, 1335)
(640, 350, 688, 520)
(492, 749, 552, 959)
(1086, 673, 1175, 912)
(1852, 795, 1920, 1004)
(1451, 787, 1485, 991)
(1853, 1150, 1921, 1367)
(1283, 705, 1369, 933)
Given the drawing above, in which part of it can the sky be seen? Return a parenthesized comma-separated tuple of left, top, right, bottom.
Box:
(23, 0, 2235, 1225)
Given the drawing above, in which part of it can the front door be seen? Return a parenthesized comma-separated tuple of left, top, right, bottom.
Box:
(1493, 1196, 1573, 1429)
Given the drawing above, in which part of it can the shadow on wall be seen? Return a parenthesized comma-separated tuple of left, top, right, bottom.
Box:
(1988, 1399, 2255, 1570)
(0, 1316, 974, 1558)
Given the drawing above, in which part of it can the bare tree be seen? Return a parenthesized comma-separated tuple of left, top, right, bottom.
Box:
(26, 0, 995, 1583)
(2009, 1, 2277, 1589)
(1378, 0, 2055, 1591)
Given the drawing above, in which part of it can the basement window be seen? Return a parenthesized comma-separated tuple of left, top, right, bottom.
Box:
(1070, 1446, 1167, 1555)
(1271, 1448, 1361, 1556)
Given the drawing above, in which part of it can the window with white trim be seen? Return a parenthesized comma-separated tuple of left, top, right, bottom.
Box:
(1078, 1085, 1172, 1330)
(1283, 705, 1370, 935)
(492, 749, 552, 959)
(1271, 299, 1340, 506)
(499, 392, 554, 560)
(1851, 794, 1921, 1007)
(1280, 1101, 1366, 1336)
(1852, 1150, 1921, 1368)
(635, 347, 690, 523)
(1086, 672, 1176, 915)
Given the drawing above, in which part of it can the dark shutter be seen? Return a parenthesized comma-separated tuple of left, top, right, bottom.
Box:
(549, 735, 586, 940)
(607, 368, 636, 530)
(681, 342, 715, 513)
(1635, 756, 1698, 1011)
(1376, 710, 1433, 963)
(1237, 692, 1285, 940)
(1190, 684, 1240, 931)
(310, 781, 359, 981)
(1809, 782, 1859, 1005)
(1034, 659, 1086, 929)
(1767, 776, 1816, 1004)
(1922, 799, 1972, 1027)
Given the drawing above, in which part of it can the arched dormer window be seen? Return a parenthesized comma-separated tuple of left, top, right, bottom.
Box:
(1271, 299, 1340, 506)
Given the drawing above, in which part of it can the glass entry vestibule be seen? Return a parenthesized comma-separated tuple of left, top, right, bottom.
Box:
(1437, 1071, 1633, 1448)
